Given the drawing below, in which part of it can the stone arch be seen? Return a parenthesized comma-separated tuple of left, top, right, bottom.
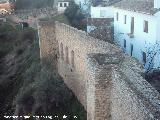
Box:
(65, 46, 69, 63)
(71, 50, 74, 68)
(60, 43, 64, 60)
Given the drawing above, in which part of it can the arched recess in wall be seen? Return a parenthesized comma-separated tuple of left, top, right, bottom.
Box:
(65, 46, 69, 64)
(71, 50, 75, 68)
(60, 43, 64, 60)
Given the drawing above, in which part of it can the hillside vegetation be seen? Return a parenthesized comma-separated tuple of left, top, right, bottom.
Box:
(64, 1, 86, 30)
(0, 22, 86, 119)
(14, 0, 55, 10)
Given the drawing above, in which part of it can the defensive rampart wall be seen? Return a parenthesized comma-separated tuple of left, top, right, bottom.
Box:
(38, 20, 160, 120)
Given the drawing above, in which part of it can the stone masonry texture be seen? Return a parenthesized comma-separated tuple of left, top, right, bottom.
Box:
(38, 19, 160, 120)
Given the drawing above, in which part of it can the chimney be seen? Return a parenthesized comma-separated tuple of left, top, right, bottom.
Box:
(154, 0, 160, 9)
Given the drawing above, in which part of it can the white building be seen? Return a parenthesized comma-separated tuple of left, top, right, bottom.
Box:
(90, 6, 114, 18)
(90, 0, 121, 18)
(113, 0, 160, 70)
(87, 1, 117, 33)
(56, 0, 71, 13)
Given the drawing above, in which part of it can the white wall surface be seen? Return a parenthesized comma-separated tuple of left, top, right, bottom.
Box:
(57, 2, 69, 13)
(155, 11, 160, 43)
(114, 8, 160, 69)
(154, 0, 160, 9)
(91, 6, 114, 18)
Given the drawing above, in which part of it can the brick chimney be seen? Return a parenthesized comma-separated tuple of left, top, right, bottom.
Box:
(154, 0, 160, 9)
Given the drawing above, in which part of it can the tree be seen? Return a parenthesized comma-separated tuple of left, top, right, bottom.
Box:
(145, 41, 160, 72)
(64, 1, 86, 30)
(64, 1, 79, 19)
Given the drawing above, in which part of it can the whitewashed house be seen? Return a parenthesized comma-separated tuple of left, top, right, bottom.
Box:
(113, 0, 160, 70)
(87, 1, 118, 33)
(90, 0, 122, 18)
(56, 0, 71, 13)
(90, 6, 114, 18)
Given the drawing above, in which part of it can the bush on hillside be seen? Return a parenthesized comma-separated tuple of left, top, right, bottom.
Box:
(0, 23, 15, 34)
(0, 22, 86, 119)
(0, 23, 17, 58)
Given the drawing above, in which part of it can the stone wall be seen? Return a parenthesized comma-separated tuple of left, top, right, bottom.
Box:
(7, 7, 57, 29)
(14, 7, 57, 19)
(38, 20, 59, 69)
(110, 55, 160, 119)
(85, 53, 122, 120)
(55, 21, 121, 110)
(38, 20, 160, 120)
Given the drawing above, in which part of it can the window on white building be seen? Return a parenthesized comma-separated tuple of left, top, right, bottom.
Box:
(142, 51, 147, 63)
(144, 20, 148, 33)
(124, 39, 126, 48)
(124, 15, 127, 24)
(100, 10, 106, 17)
(130, 44, 133, 56)
(64, 3, 67, 7)
(60, 3, 63, 7)
(116, 12, 118, 21)
(131, 17, 134, 34)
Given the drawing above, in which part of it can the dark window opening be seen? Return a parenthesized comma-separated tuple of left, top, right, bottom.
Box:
(142, 52, 147, 63)
(124, 39, 126, 48)
(116, 12, 119, 21)
(144, 20, 148, 33)
(60, 3, 63, 7)
(124, 15, 127, 24)
(131, 17, 134, 34)
(64, 3, 67, 7)
(130, 44, 133, 56)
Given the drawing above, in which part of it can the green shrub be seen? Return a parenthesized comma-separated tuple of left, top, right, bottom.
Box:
(64, 1, 86, 30)
(0, 23, 17, 58)
(0, 23, 16, 34)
